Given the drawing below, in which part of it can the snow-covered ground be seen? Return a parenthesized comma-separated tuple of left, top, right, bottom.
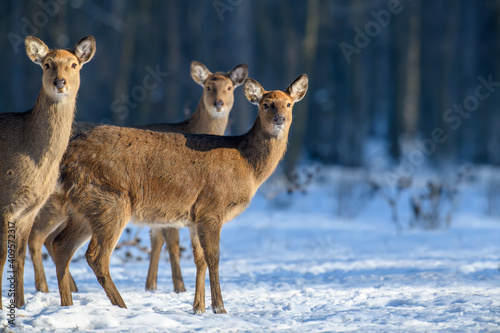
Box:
(1, 167, 500, 332)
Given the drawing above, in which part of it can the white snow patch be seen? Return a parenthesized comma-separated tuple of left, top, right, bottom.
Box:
(1, 168, 500, 332)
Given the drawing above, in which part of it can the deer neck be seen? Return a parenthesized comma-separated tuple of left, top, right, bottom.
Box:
(26, 91, 76, 166)
(185, 98, 229, 135)
(240, 117, 289, 186)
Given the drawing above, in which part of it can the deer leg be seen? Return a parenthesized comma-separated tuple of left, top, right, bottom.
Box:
(145, 227, 164, 291)
(197, 222, 225, 314)
(163, 227, 186, 293)
(43, 222, 78, 292)
(29, 224, 51, 293)
(13, 212, 37, 309)
(53, 215, 91, 306)
(28, 204, 66, 293)
(85, 207, 129, 309)
(0, 213, 9, 310)
(190, 226, 207, 314)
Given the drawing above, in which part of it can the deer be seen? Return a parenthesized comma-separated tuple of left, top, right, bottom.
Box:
(27, 61, 248, 295)
(51, 74, 308, 314)
(0, 36, 95, 309)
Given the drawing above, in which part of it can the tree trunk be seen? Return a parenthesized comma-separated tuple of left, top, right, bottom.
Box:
(402, 0, 421, 141)
(284, 0, 320, 178)
(113, 7, 136, 126)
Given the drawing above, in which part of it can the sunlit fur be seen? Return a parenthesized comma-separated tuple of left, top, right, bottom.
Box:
(51, 75, 308, 314)
(0, 36, 95, 309)
(28, 61, 248, 295)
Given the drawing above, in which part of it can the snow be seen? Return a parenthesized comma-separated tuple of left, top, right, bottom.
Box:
(2, 167, 500, 332)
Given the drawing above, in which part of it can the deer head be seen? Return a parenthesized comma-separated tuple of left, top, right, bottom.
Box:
(190, 61, 248, 118)
(25, 36, 96, 100)
(245, 74, 308, 138)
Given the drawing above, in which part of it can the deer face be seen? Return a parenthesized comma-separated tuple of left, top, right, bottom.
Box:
(191, 61, 248, 118)
(258, 91, 294, 137)
(244, 75, 308, 138)
(25, 36, 96, 100)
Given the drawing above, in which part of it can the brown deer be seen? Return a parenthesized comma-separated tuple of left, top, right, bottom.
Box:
(0, 36, 95, 309)
(28, 61, 248, 294)
(52, 74, 308, 314)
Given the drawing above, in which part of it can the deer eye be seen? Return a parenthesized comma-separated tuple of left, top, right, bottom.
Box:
(206, 86, 211, 91)
(287, 103, 291, 107)
(71, 63, 77, 69)
(44, 63, 50, 70)
(227, 86, 232, 91)
(263, 103, 269, 109)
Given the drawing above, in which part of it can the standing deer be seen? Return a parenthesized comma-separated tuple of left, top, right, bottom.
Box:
(52, 74, 308, 314)
(0, 36, 95, 309)
(28, 61, 248, 294)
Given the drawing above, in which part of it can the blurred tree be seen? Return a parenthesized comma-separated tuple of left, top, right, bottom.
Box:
(112, 4, 136, 126)
(0, 0, 499, 169)
(402, 0, 421, 141)
(285, 0, 320, 177)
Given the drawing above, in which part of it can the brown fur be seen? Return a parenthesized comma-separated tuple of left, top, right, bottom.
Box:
(28, 62, 248, 294)
(0, 36, 95, 309)
(52, 75, 307, 314)
(53, 75, 307, 313)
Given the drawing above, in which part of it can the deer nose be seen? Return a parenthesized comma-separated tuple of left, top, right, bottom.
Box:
(273, 115, 285, 126)
(54, 78, 66, 89)
(214, 100, 224, 109)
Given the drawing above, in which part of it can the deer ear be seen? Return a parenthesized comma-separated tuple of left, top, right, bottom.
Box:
(191, 61, 212, 86)
(229, 64, 248, 87)
(74, 36, 96, 66)
(286, 74, 308, 102)
(25, 36, 49, 65)
(244, 78, 265, 105)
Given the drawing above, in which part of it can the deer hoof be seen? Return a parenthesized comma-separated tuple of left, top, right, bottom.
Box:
(193, 307, 206, 315)
(212, 307, 227, 314)
(174, 286, 186, 293)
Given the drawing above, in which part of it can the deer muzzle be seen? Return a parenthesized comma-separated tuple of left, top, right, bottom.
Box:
(273, 115, 285, 126)
(214, 100, 224, 111)
(54, 78, 66, 91)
